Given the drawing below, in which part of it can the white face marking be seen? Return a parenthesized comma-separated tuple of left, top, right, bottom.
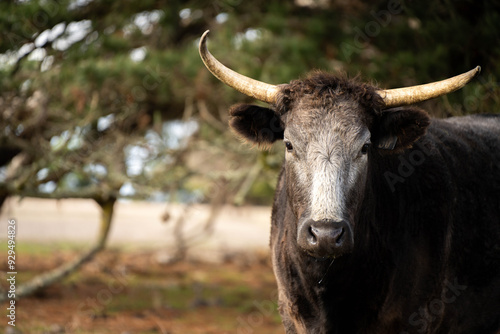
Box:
(310, 156, 367, 222)
(285, 120, 370, 222)
(309, 129, 346, 222)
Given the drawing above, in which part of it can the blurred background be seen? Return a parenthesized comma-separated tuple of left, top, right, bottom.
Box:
(0, 0, 499, 333)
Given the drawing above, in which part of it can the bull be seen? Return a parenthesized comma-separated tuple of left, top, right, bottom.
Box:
(199, 30, 500, 334)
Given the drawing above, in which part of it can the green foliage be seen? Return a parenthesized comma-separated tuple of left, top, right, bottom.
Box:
(0, 0, 498, 205)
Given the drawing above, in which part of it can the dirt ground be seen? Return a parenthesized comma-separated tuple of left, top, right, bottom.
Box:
(1, 247, 284, 334)
(0, 198, 283, 333)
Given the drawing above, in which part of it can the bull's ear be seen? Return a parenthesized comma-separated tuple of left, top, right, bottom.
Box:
(374, 107, 430, 153)
(228, 104, 284, 146)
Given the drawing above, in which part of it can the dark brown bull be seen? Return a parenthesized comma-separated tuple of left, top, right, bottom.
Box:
(199, 31, 500, 334)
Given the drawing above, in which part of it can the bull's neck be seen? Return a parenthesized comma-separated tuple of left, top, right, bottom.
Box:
(274, 139, 457, 333)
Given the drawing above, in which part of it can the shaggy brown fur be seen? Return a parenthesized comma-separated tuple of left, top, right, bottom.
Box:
(275, 72, 385, 117)
(226, 70, 500, 334)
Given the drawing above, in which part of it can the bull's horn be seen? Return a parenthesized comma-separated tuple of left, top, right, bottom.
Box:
(378, 66, 481, 107)
(199, 30, 279, 104)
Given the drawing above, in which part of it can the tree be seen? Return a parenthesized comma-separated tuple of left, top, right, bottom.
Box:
(0, 0, 498, 298)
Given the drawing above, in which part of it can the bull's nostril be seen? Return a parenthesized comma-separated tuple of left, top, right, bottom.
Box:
(335, 227, 345, 245)
(308, 226, 318, 245)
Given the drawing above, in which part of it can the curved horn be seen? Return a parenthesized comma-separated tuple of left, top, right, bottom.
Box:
(199, 30, 279, 104)
(378, 66, 481, 107)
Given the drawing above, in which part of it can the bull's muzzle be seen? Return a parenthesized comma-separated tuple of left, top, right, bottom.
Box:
(297, 218, 354, 258)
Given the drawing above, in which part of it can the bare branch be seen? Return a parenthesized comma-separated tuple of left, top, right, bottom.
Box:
(233, 161, 262, 206)
(197, 99, 226, 132)
(0, 197, 116, 301)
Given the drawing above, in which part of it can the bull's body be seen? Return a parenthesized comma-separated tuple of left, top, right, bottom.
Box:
(198, 31, 500, 334)
(271, 114, 500, 333)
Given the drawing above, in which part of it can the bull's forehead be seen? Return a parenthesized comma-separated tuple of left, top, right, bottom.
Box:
(284, 96, 371, 147)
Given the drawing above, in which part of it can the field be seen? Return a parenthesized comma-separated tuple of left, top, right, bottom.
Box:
(0, 198, 282, 333)
(1, 244, 283, 334)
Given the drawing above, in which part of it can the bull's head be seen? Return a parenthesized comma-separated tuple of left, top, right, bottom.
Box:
(199, 30, 480, 259)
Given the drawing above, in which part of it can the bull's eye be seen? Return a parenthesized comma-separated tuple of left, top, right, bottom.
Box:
(361, 143, 371, 155)
(285, 141, 294, 152)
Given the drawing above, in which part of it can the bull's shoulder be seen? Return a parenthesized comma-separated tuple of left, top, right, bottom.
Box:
(426, 114, 500, 152)
(430, 113, 500, 134)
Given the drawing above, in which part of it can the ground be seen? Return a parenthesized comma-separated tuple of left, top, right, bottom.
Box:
(1, 244, 283, 334)
(0, 198, 281, 333)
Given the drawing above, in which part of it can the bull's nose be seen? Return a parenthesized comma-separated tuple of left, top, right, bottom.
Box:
(297, 218, 353, 258)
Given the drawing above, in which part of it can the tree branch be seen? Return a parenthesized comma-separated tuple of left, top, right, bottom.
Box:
(0, 197, 116, 301)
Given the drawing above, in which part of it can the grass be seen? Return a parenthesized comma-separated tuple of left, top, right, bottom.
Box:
(1, 242, 283, 334)
(0, 240, 91, 255)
